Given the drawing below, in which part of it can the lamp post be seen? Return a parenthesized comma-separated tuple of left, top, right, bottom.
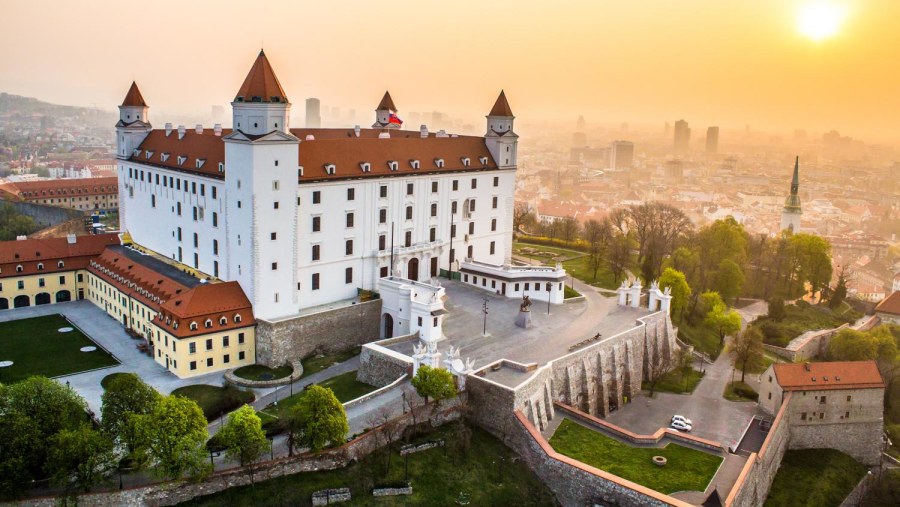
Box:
(546, 282, 552, 314)
(482, 296, 489, 336)
(448, 212, 456, 280)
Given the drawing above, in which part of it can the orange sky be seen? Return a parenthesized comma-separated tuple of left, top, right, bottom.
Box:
(2, 0, 898, 142)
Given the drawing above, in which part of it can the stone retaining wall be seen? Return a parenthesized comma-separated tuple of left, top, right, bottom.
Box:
(357, 334, 416, 387)
(224, 360, 303, 388)
(343, 374, 407, 410)
(256, 299, 381, 366)
(372, 486, 412, 497)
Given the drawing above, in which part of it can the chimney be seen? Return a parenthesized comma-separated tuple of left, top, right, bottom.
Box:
(213, 124, 222, 136)
(378, 131, 390, 139)
(353, 125, 361, 138)
(66, 234, 76, 244)
(177, 125, 186, 140)
(436, 129, 449, 138)
(420, 124, 429, 138)
(804, 362, 811, 371)
(16, 235, 27, 241)
(165, 123, 173, 136)
(195, 124, 203, 134)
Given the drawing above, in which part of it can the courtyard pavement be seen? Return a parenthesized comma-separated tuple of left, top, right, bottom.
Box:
(0, 301, 226, 414)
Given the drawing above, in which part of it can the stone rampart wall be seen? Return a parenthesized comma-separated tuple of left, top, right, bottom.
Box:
(356, 338, 414, 387)
(788, 421, 883, 465)
(256, 299, 381, 366)
(1, 199, 85, 228)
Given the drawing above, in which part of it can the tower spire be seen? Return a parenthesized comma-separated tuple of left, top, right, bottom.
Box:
(121, 81, 147, 107)
(234, 50, 288, 104)
(791, 156, 800, 195)
(488, 90, 513, 117)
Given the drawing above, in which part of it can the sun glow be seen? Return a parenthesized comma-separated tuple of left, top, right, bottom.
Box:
(797, 2, 846, 41)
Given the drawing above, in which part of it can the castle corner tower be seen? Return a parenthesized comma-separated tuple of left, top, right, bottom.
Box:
(484, 90, 518, 169)
(780, 156, 802, 232)
(116, 81, 152, 160)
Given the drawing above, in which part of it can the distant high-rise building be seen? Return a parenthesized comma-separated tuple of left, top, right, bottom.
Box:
(576, 115, 585, 132)
(305, 98, 321, 128)
(706, 126, 719, 154)
(572, 132, 587, 148)
(673, 120, 690, 152)
(665, 159, 684, 182)
(780, 157, 803, 232)
(610, 140, 634, 169)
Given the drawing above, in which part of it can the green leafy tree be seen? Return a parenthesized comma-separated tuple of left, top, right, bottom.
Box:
(675, 346, 695, 390)
(714, 259, 745, 304)
(701, 291, 742, 346)
(787, 233, 833, 297)
(0, 410, 42, 499)
(583, 218, 611, 281)
(411, 365, 457, 406)
(828, 329, 878, 361)
(290, 385, 349, 452)
(218, 405, 270, 472)
(728, 327, 765, 382)
(45, 424, 115, 493)
(658, 267, 692, 323)
(767, 296, 786, 321)
(132, 395, 210, 480)
(829, 267, 848, 310)
(101, 373, 161, 454)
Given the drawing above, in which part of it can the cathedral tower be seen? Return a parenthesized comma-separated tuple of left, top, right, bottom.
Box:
(780, 156, 803, 232)
(484, 90, 518, 169)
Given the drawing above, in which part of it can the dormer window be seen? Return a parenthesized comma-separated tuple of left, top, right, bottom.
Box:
(324, 164, 336, 175)
(219, 316, 227, 325)
(205, 319, 212, 329)
(37, 263, 44, 271)
(177, 156, 187, 165)
(410, 160, 420, 169)
(234, 314, 242, 323)
(360, 162, 371, 173)
(58, 261, 64, 268)
(388, 161, 399, 171)
(161, 153, 170, 162)
(189, 322, 198, 331)
(298, 166, 304, 177)
(16, 265, 23, 273)
(218, 162, 224, 173)
(461, 157, 471, 167)
(145, 150, 154, 159)
(435, 158, 445, 168)
(195, 159, 206, 169)
(132, 149, 141, 157)
(479, 156, 489, 165)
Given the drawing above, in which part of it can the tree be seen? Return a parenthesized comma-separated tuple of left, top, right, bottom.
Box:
(828, 329, 878, 361)
(132, 395, 210, 480)
(628, 202, 692, 281)
(560, 216, 581, 244)
(101, 373, 161, 454)
(607, 232, 633, 284)
(218, 405, 270, 479)
(411, 365, 457, 406)
(0, 410, 42, 499)
(45, 424, 115, 493)
(767, 296, 786, 321)
(583, 218, 611, 281)
(645, 353, 674, 397)
(675, 346, 695, 390)
(513, 202, 537, 233)
(829, 267, 848, 310)
(658, 267, 692, 323)
(728, 327, 764, 383)
(290, 385, 349, 452)
(701, 292, 742, 346)
(714, 259, 745, 304)
(788, 233, 833, 298)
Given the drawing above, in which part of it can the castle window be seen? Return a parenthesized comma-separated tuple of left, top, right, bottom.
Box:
(431, 181, 438, 193)
(406, 206, 413, 220)
(220, 317, 227, 325)
(379, 209, 386, 224)
(434, 158, 444, 168)
(492, 196, 498, 209)
(205, 319, 212, 329)
(379, 185, 388, 198)
(388, 161, 399, 171)
(218, 162, 224, 173)
(480, 156, 489, 165)
(16, 265, 23, 273)
(312, 191, 321, 204)
(273, 180, 280, 191)
(37, 263, 44, 271)
(407, 183, 414, 195)
(312, 273, 320, 290)
(430, 203, 438, 217)
(272, 262, 278, 270)
(312, 216, 321, 232)
(345, 240, 353, 255)
(58, 261, 64, 268)
(360, 162, 371, 173)
(177, 156, 187, 165)
(324, 164, 336, 175)
(345, 267, 353, 284)
(461, 157, 471, 167)
(346, 212, 354, 227)
(491, 218, 497, 231)
(312, 244, 320, 260)
(410, 160, 420, 169)
(234, 314, 242, 323)
(189, 322, 198, 331)
(145, 150, 153, 159)
(347, 188, 355, 200)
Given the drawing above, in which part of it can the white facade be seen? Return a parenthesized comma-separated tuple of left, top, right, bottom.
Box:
(459, 260, 566, 304)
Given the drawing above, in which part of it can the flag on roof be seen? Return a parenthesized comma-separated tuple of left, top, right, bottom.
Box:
(388, 113, 403, 125)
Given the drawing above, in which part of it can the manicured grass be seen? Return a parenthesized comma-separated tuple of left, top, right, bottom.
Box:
(561, 256, 621, 290)
(101, 372, 133, 390)
(262, 371, 377, 420)
(678, 320, 722, 359)
(181, 422, 557, 506)
(549, 419, 723, 494)
(300, 347, 360, 379)
(643, 368, 704, 395)
(564, 285, 581, 299)
(513, 240, 586, 262)
(764, 449, 867, 507)
(752, 302, 859, 347)
(0, 314, 118, 383)
(723, 381, 758, 402)
(171, 384, 255, 422)
(232, 363, 293, 381)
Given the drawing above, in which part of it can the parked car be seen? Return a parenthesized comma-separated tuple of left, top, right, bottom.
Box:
(671, 415, 693, 426)
(670, 420, 692, 432)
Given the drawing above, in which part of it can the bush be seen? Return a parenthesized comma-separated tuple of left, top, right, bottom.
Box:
(767, 297, 786, 321)
(733, 384, 759, 401)
(517, 235, 590, 253)
(564, 285, 581, 299)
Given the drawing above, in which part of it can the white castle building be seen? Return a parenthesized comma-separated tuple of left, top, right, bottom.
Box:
(116, 50, 519, 323)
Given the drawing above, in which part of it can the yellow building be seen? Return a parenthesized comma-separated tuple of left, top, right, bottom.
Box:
(0, 177, 119, 211)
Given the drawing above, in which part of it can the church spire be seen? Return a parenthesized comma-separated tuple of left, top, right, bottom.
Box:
(234, 50, 289, 104)
(488, 90, 513, 117)
(790, 156, 800, 195)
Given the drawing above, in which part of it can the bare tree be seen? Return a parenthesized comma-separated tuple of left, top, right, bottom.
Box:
(513, 202, 537, 233)
(607, 232, 633, 284)
(629, 203, 691, 281)
(584, 218, 612, 281)
(560, 216, 580, 245)
(645, 351, 674, 397)
(366, 406, 403, 475)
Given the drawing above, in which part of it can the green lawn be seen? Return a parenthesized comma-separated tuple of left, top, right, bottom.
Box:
(101, 372, 133, 390)
(678, 321, 722, 359)
(513, 241, 623, 291)
(643, 368, 704, 395)
(182, 422, 557, 506)
(564, 285, 581, 299)
(171, 384, 255, 422)
(764, 449, 867, 507)
(513, 240, 586, 262)
(300, 347, 361, 379)
(0, 314, 118, 383)
(723, 381, 758, 402)
(752, 302, 860, 347)
(549, 419, 723, 494)
(232, 363, 293, 381)
(561, 256, 621, 290)
(262, 371, 377, 420)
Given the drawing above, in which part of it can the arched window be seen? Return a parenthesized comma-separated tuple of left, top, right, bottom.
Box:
(57, 261, 65, 268)
(16, 265, 23, 273)
(37, 263, 44, 271)
(204, 319, 212, 329)
(189, 322, 198, 331)
(219, 316, 227, 325)
(234, 314, 242, 323)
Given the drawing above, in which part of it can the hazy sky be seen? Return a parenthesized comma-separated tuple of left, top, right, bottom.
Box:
(2, 0, 898, 142)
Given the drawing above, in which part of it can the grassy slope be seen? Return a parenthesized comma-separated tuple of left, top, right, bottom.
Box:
(171, 384, 254, 422)
(0, 314, 118, 382)
(513, 241, 621, 290)
(643, 368, 704, 395)
(549, 419, 722, 494)
(181, 423, 557, 506)
(232, 364, 293, 381)
(753, 303, 856, 347)
(764, 449, 866, 507)
(262, 371, 377, 420)
(300, 347, 361, 379)
(678, 320, 723, 359)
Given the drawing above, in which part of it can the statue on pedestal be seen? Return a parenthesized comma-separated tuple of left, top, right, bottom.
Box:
(515, 295, 534, 328)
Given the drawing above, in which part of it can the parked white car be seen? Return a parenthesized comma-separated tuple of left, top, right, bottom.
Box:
(671, 415, 693, 426)
(670, 420, 693, 432)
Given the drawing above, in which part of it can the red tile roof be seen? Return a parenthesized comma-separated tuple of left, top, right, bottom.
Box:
(0, 177, 118, 200)
(157, 281, 255, 338)
(121, 81, 147, 107)
(88, 247, 191, 309)
(876, 291, 900, 316)
(234, 50, 288, 104)
(773, 361, 884, 391)
(0, 234, 120, 279)
(489, 90, 513, 117)
(376, 91, 397, 112)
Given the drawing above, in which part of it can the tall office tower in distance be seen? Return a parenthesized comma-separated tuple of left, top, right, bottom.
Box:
(780, 156, 803, 232)
(610, 140, 634, 169)
(305, 98, 321, 128)
(706, 126, 719, 154)
(673, 119, 690, 152)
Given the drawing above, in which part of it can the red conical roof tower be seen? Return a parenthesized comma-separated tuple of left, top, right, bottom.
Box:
(488, 90, 513, 117)
(121, 81, 147, 107)
(234, 50, 289, 103)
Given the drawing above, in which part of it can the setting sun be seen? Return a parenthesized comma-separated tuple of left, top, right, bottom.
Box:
(797, 1, 846, 41)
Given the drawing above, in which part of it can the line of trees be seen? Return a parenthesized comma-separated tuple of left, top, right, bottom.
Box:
(0, 202, 40, 241)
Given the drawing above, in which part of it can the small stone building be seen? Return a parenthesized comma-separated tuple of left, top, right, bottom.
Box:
(759, 360, 884, 465)
(874, 290, 900, 325)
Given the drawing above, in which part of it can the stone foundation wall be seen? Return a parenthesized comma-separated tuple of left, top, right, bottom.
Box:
(356, 337, 415, 387)
(788, 421, 883, 465)
(256, 299, 382, 366)
(726, 394, 791, 507)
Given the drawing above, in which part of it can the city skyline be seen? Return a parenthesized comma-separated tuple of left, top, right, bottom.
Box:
(1, 0, 899, 143)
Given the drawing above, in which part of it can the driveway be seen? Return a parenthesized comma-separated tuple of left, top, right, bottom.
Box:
(0, 301, 225, 414)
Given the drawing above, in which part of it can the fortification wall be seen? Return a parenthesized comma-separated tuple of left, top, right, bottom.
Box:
(255, 299, 381, 366)
(2, 199, 84, 228)
(726, 395, 791, 507)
